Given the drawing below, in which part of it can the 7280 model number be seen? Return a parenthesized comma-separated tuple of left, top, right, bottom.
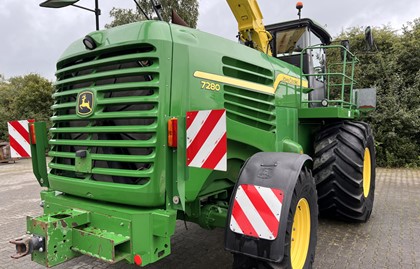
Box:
(201, 81, 221, 91)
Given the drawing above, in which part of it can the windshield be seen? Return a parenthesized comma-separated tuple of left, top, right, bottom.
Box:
(275, 27, 307, 56)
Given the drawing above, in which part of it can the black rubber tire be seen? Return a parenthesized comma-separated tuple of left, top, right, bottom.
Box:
(232, 167, 318, 269)
(313, 120, 376, 222)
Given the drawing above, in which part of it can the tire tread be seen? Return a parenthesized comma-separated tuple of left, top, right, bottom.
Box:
(313, 120, 375, 222)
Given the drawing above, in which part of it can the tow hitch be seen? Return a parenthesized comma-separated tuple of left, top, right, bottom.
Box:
(10, 234, 45, 259)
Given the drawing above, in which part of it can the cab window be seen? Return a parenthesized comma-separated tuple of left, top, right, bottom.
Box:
(309, 32, 326, 81)
(275, 27, 307, 57)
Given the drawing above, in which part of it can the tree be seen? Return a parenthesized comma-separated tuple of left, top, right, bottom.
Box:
(333, 19, 420, 167)
(106, 8, 143, 28)
(0, 74, 54, 141)
(105, 0, 199, 29)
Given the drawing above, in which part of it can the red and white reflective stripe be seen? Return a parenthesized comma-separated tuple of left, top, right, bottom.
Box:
(7, 120, 34, 158)
(230, 184, 284, 240)
(186, 109, 227, 171)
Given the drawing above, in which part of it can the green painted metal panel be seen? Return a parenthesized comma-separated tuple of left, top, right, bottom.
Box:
(28, 209, 90, 267)
(72, 227, 130, 262)
(49, 124, 157, 133)
(31, 122, 49, 187)
(49, 138, 157, 147)
(298, 107, 355, 118)
(48, 174, 161, 205)
(75, 151, 92, 173)
(26, 191, 176, 267)
(54, 67, 158, 86)
(52, 81, 159, 98)
(49, 151, 155, 162)
(47, 21, 173, 207)
(56, 52, 158, 76)
(168, 24, 292, 205)
(275, 107, 299, 151)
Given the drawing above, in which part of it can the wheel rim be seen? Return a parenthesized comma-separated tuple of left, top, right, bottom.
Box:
(291, 198, 311, 269)
(363, 147, 371, 198)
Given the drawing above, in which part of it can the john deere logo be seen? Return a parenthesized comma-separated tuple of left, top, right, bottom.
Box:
(77, 91, 94, 116)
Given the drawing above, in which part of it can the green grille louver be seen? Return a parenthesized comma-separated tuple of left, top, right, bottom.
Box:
(48, 43, 168, 206)
(222, 56, 276, 131)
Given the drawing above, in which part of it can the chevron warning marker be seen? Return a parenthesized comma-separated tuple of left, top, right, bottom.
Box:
(186, 109, 227, 171)
(7, 119, 35, 158)
(230, 184, 284, 240)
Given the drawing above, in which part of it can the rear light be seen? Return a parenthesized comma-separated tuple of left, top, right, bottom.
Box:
(134, 254, 142, 266)
(168, 118, 178, 147)
(29, 122, 36, 144)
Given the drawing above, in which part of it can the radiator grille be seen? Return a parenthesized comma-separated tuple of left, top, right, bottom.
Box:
(49, 44, 159, 185)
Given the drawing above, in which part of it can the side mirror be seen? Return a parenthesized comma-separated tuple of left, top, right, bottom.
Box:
(340, 40, 350, 61)
(365, 26, 374, 50)
(352, 88, 376, 111)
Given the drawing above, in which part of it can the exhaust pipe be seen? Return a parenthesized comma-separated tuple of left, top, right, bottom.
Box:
(10, 234, 45, 259)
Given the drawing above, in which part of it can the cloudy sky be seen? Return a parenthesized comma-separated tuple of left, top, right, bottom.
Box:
(0, 0, 418, 80)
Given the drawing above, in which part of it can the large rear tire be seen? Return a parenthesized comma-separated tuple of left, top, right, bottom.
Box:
(313, 121, 375, 222)
(232, 167, 318, 269)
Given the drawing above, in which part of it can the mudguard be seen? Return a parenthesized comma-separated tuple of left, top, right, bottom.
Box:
(225, 152, 311, 263)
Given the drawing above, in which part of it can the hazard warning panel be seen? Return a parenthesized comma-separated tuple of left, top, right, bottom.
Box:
(230, 184, 284, 240)
(186, 109, 227, 171)
(7, 120, 35, 158)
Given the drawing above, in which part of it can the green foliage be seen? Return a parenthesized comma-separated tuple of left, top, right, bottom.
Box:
(0, 74, 54, 141)
(335, 19, 420, 167)
(105, 0, 199, 29)
(106, 8, 143, 28)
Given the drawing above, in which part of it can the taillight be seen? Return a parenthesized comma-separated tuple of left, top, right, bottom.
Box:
(134, 254, 142, 266)
(168, 118, 178, 147)
(29, 122, 36, 144)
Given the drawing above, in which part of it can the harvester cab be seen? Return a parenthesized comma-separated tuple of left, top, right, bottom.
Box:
(11, 0, 376, 268)
(266, 17, 332, 107)
(228, 0, 376, 111)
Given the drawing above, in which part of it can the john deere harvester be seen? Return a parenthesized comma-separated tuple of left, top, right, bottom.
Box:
(11, 0, 376, 268)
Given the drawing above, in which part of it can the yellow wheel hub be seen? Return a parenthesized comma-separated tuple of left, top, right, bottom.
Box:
(290, 198, 311, 269)
(363, 147, 371, 198)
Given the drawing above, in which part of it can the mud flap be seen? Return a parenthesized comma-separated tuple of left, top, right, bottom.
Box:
(225, 152, 311, 263)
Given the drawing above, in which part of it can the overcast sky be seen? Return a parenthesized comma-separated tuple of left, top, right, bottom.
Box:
(0, 0, 418, 80)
